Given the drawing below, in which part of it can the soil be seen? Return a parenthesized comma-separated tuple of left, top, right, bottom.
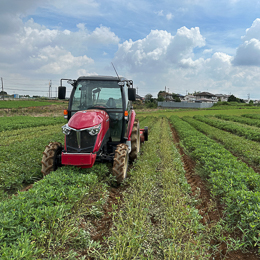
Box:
(170, 123, 260, 260)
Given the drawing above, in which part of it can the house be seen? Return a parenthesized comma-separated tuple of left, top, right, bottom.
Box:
(215, 94, 230, 102)
(136, 94, 144, 102)
(158, 91, 174, 101)
(183, 95, 196, 102)
(176, 94, 185, 101)
(194, 92, 218, 103)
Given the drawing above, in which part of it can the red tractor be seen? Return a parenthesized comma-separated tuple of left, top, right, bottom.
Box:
(41, 76, 148, 183)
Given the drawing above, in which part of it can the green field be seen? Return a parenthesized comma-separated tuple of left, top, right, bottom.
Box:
(0, 100, 59, 109)
(1, 105, 260, 259)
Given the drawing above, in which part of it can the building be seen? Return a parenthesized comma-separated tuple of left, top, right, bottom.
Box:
(194, 92, 218, 103)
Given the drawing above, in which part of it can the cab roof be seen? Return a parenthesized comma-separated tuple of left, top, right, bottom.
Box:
(77, 75, 128, 82)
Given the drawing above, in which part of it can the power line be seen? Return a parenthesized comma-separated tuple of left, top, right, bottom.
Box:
(4, 87, 48, 92)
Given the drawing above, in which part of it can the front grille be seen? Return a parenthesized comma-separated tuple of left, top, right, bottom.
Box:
(66, 129, 97, 153)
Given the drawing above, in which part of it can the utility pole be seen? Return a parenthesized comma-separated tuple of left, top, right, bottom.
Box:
(1, 77, 4, 100)
(49, 80, 52, 98)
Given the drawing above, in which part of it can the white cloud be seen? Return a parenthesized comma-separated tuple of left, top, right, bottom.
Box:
(166, 13, 173, 20)
(0, 18, 119, 78)
(156, 10, 164, 16)
(233, 38, 260, 66)
(114, 26, 205, 73)
(35, 46, 93, 74)
(203, 48, 213, 54)
(233, 19, 260, 66)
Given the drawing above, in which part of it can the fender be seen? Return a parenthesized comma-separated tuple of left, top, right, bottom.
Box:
(127, 110, 136, 141)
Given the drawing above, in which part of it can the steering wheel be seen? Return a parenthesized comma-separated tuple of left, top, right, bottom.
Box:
(92, 104, 109, 108)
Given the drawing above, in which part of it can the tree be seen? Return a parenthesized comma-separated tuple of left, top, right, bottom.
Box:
(144, 93, 153, 102)
(228, 94, 237, 102)
(172, 93, 181, 102)
(157, 95, 165, 101)
(0, 91, 7, 95)
(157, 91, 164, 98)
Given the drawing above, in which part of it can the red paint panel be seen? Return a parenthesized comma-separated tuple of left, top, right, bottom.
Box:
(127, 110, 136, 141)
(61, 152, 96, 167)
(68, 109, 109, 130)
(67, 109, 109, 153)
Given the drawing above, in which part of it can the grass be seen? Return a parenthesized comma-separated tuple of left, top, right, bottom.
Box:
(93, 117, 210, 259)
(136, 107, 260, 118)
(0, 100, 57, 109)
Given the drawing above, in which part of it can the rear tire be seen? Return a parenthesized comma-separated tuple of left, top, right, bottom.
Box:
(41, 142, 63, 177)
(129, 119, 140, 161)
(112, 143, 129, 184)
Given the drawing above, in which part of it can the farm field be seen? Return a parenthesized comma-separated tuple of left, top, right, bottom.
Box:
(0, 100, 62, 109)
(1, 102, 260, 259)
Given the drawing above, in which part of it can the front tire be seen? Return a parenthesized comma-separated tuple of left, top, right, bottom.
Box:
(41, 142, 63, 177)
(112, 143, 129, 184)
(129, 119, 140, 161)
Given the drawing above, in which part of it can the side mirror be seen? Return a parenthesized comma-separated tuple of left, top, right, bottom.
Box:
(58, 86, 66, 99)
(128, 88, 136, 101)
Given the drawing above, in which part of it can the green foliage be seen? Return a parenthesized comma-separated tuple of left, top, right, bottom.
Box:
(242, 113, 260, 120)
(228, 94, 244, 103)
(194, 115, 260, 142)
(97, 118, 209, 259)
(157, 95, 165, 101)
(172, 93, 181, 102)
(182, 116, 260, 167)
(0, 116, 65, 132)
(0, 167, 100, 259)
(214, 114, 260, 128)
(170, 115, 260, 248)
(0, 100, 56, 109)
(0, 124, 64, 195)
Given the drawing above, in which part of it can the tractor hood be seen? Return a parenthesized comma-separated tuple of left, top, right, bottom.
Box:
(65, 109, 110, 154)
(68, 109, 109, 130)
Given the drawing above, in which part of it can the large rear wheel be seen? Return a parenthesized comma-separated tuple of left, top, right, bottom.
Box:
(41, 142, 63, 177)
(112, 143, 129, 184)
(129, 119, 140, 161)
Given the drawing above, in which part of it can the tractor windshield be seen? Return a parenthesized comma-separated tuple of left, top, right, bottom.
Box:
(71, 80, 122, 111)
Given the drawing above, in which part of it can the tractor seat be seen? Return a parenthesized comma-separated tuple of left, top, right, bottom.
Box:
(106, 98, 116, 108)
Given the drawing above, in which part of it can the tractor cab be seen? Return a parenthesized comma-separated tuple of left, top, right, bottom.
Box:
(64, 76, 134, 143)
(41, 75, 148, 184)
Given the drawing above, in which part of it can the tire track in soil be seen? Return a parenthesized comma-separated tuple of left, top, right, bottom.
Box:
(170, 123, 260, 260)
(77, 184, 127, 260)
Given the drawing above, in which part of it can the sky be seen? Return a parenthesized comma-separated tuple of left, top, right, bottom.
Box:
(1, 0, 260, 99)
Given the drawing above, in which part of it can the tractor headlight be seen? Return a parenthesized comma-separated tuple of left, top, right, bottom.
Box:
(87, 124, 101, 136)
(62, 124, 71, 135)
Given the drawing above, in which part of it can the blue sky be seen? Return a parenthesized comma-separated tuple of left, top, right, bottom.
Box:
(1, 0, 260, 99)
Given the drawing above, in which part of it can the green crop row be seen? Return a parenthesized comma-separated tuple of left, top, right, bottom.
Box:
(0, 165, 108, 259)
(95, 117, 209, 259)
(170, 115, 260, 249)
(214, 114, 260, 128)
(242, 114, 260, 120)
(0, 124, 64, 197)
(182, 116, 260, 167)
(194, 115, 260, 142)
(0, 116, 65, 132)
